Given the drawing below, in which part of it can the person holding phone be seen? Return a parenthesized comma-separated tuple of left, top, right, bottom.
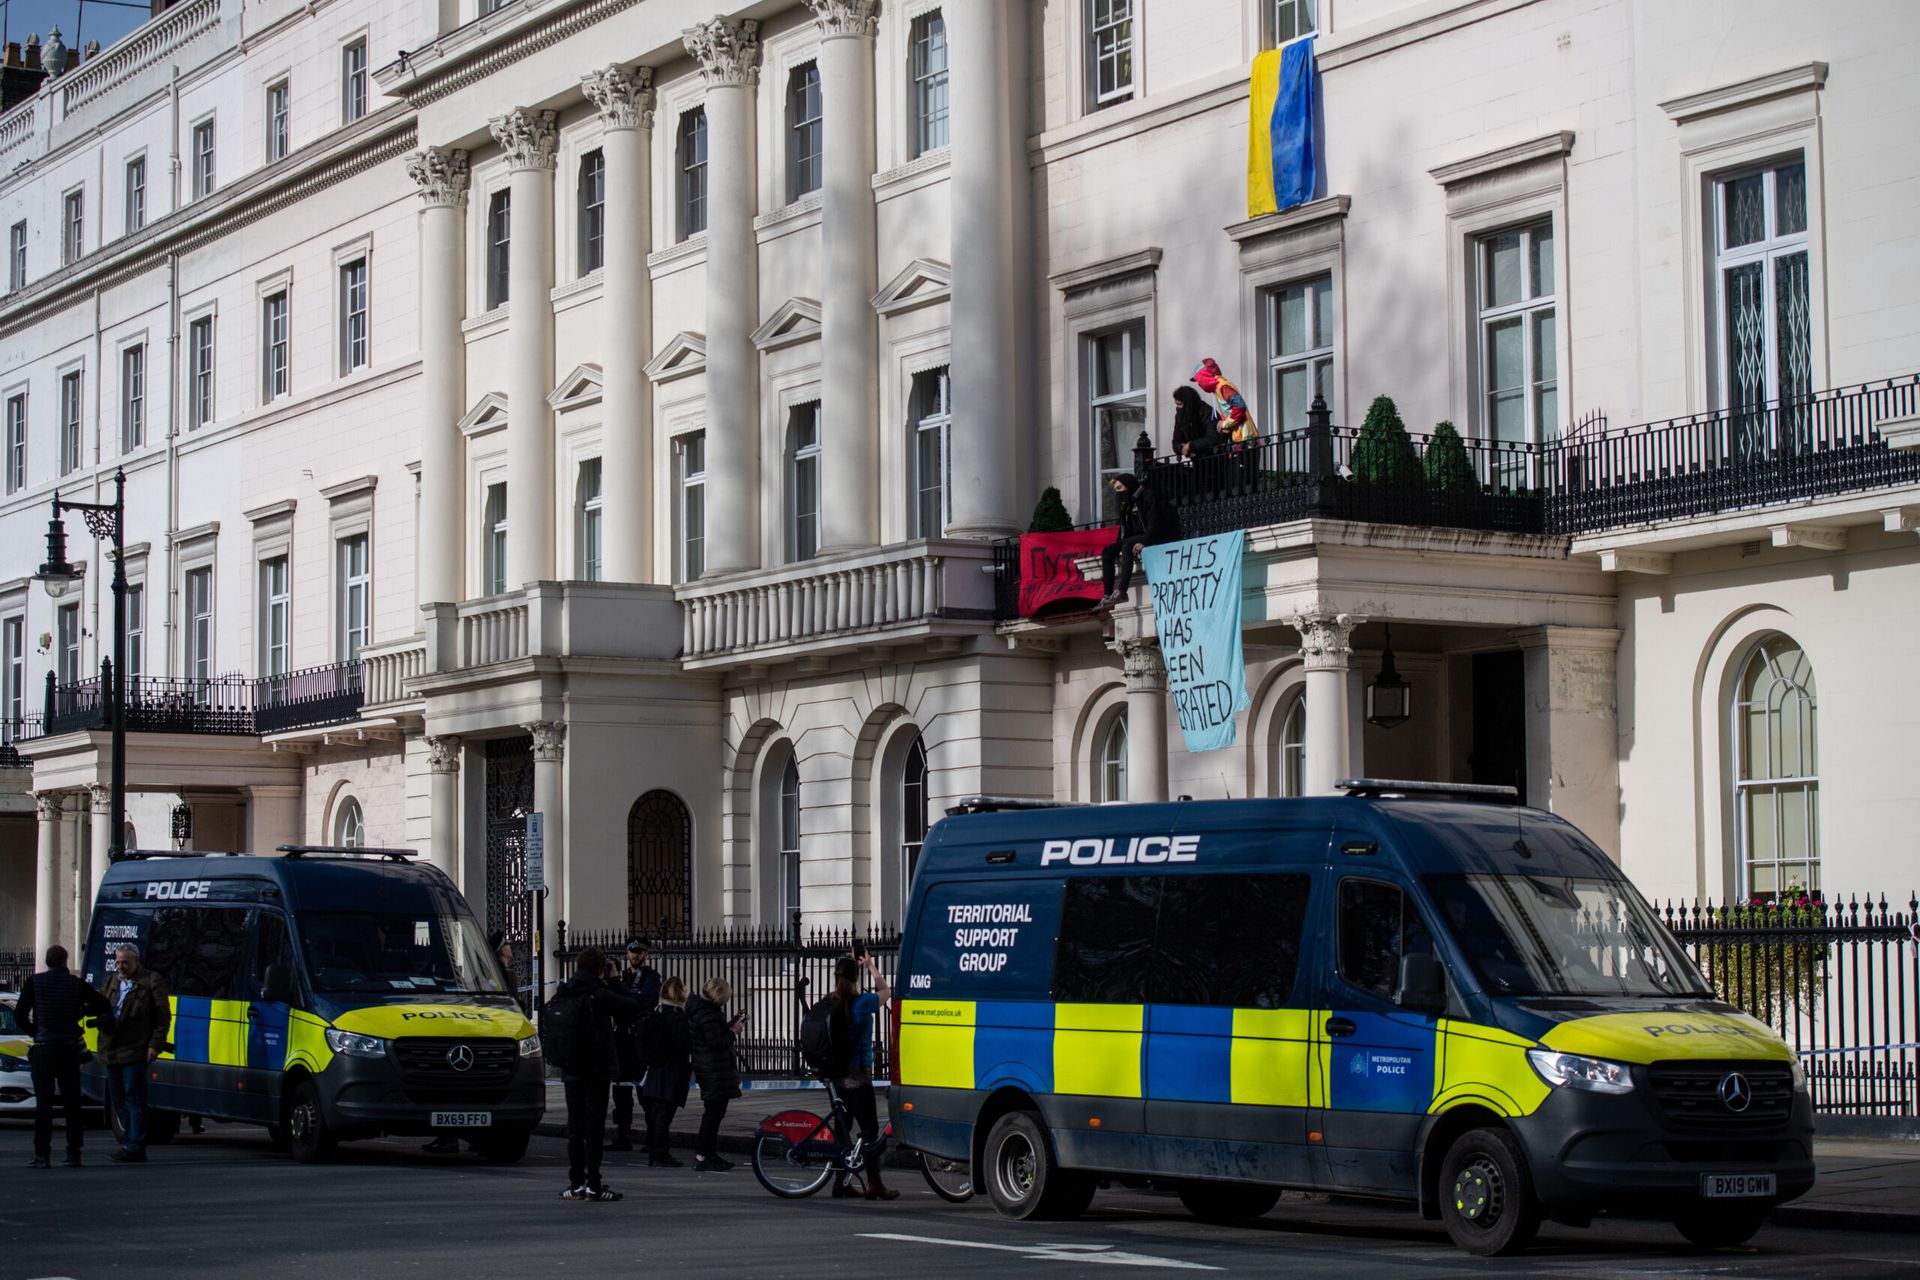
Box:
(685, 976, 745, 1172)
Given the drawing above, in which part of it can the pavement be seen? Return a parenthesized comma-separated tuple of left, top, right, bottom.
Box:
(545, 1081, 1920, 1235)
(6, 1119, 1920, 1279)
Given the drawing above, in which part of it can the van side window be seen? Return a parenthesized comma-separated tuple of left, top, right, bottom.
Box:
(1054, 876, 1159, 1003)
(146, 907, 250, 999)
(1157, 874, 1311, 1009)
(254, 911, 294, 1000)
(1337, 878, 1433, 1001)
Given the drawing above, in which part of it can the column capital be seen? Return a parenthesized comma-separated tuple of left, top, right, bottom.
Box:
(582, 64, 655, 131)
(488, 109, 559, 172)
(1114, 638, 1166, 688)
(425, 734, 463, 774)
(525, 720, 567, 762)
(805, 0, 877, 38)
(89, 784, 111, 814)
(405, 146, 470, 208)
(682, 16, 760, 88)
(34, 791, 62, 820)
(1291, 613, 1358, 672)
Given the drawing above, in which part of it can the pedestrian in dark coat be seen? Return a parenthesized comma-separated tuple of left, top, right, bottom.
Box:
(553, 948, 641, 1201)
(638, 975, 693, 1166)
(1094, 473, 1182, 609)
(608, 938, 662, 1152)
(98, 942, 171, 1162)
(16, 944, 113, 1168)
(685, 977, 744, 1171)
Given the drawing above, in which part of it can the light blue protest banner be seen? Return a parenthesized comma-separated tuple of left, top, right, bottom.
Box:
(1141, 530, 1250, 753)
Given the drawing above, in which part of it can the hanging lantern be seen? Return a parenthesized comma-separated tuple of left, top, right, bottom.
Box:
(1367, 624, 1412, 730)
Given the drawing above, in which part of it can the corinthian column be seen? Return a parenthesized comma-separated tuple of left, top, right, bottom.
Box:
(1293, 614, 1358, 795)
(683, 17, 761, 575)
(35, 792, 61, 959)
(488, 109, 559, 590)
(526, 721, 567, 1004)
(945, 0, 1020, 537)
(426, 735, 462, 883)
(1118, 640, 1169, 802)
(807, 0, 879, 551)
(582, 66, 656, 583)
(405, 147, 470, 606)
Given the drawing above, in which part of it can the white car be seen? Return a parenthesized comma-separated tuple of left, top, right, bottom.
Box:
(0, 992, 37, 1116)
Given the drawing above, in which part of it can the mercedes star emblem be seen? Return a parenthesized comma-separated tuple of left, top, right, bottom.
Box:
(446, 1044, 475, 1072)
(1718, 1071, 1752, 1112)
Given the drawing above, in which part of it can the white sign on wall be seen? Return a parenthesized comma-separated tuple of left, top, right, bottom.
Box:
(526, 811, 545, 892)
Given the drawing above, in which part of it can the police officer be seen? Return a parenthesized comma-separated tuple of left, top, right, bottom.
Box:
(16, 944, 113, 1168)
(608, 938, 661, 1152)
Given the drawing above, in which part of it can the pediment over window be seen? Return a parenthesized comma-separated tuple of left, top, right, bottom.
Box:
(644, 331, 707, 383)
(458, 392, 509, 438)
(548, 363, 604, 411)
(750, 297, 822, 352)
(871, 258, 951, 316)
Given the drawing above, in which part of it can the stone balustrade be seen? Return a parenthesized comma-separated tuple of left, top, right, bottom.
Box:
(675, 539, 995, 665)
(361, 637, 427, 710)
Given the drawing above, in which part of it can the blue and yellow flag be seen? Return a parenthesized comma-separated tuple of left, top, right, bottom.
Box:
(1247, 38, 1319, 217)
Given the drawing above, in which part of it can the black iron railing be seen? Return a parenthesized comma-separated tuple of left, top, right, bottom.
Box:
(1660, 893, 1920, 1117)
(254, 660, 363, 734)
(0, 714, 42, 766)
(0, 949, 31, 991)
(557, 923, 901, 1079)
(1545, 375, 1920, 534)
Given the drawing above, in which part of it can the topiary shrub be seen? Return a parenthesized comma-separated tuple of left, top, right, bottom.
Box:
(1027, 486, 1073, 533)
(1351, 395, 1422, 488)
(1423, 420, 1476, 493)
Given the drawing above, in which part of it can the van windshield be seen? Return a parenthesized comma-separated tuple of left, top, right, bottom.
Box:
(1425, 873, 1713, 998)
(298, 911, 508, 996)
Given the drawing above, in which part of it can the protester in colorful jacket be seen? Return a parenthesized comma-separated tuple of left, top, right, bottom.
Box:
(1192, 357, 1258, 443)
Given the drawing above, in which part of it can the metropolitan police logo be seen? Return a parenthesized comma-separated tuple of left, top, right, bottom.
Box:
(446, 1044, 475, 1072)
(1718, 1071, 1752, 1113)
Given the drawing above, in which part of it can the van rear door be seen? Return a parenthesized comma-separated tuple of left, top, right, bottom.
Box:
(1317, 865, 1443, 1196)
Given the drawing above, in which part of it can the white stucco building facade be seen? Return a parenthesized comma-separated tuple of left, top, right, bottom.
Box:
(1, 0, 1915, 981)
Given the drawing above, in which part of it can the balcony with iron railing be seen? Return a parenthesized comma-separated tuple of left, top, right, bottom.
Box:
(992, 376, 1920, 619)
(26, 658, 366, 742)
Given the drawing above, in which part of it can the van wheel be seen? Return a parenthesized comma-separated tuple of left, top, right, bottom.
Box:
(286, 1081, 336, 1164)
(983, 1111, 1093, 1221)
(1439, 1127, 1540, 1256)
(476, 1124, 532, 1164)
(1178, 1183, 1282, 1223)
(1673, 1204, 1770, 1248)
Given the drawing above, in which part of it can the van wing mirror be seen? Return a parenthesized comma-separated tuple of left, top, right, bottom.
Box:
(262, 963, 293, 1004)
(1394, 952, 1447, 1012)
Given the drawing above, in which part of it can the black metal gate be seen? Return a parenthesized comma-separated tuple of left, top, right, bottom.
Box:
(485, 735, 535, 997)
(628, 789, 692, 940)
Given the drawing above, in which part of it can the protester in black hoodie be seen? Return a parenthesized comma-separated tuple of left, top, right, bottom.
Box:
(1094, 473, 1181, 609)
(551, 947, 640, 1201)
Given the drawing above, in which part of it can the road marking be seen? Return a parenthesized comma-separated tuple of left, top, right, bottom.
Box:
(858, 1232, 1223, 1270)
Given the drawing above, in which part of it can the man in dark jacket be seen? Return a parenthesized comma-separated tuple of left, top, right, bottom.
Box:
(553, 947, 640, 1201)
(1094, 473, 1182, 610)
(98, 942, 171, 1163)
(608, 938, 662, 1152)
(16, 944, 114, 1168)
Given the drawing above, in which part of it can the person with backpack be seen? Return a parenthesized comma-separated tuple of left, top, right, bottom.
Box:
(545, 946, 641, 1201)
(685, 976, 744, 1172)
(608, 938, 662, 1153)
(826, 951, 895, 1200)
(637, 975, 692, 1167)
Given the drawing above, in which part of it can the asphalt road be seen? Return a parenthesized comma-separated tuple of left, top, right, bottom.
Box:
(3, 1121, 1917, 1279)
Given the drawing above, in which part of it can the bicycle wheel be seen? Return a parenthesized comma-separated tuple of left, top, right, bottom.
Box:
(752, 1125, 836, 1198)
(920, 1152, 975, 1202)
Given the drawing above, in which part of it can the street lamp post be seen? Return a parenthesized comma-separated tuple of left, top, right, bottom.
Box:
(35, 469, 128, 862)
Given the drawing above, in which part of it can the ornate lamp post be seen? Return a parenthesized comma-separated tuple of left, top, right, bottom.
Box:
(34, 470, 128, 860)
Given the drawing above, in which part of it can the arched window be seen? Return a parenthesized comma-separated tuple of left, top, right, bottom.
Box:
(335, 797, 364, 848)
(122, 821, 138, 851)
(1733, 635, 1819, 896)
(779, 756, 802, 930)
(1097, 712, 1128, 803)
(627, 790, 692, 940)
(1279, 693, 1307, 797)
(901, 735, 929, 910)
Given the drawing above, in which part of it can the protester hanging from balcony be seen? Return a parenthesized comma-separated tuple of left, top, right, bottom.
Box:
(1192, 357, 1261, 488)
(1171, 385, 1229, 499)
(1093, 473, 1181, 612)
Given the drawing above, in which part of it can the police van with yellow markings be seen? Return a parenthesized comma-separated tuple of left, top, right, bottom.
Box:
(889, 782, 1813, 1256)
(79, 845, 542, 1163)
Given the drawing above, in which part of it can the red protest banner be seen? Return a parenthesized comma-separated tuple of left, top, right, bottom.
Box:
(1017, 527, 1118, 619)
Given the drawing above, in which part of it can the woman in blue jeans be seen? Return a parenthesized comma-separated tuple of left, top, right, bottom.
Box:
(830, 952, 896, 1200)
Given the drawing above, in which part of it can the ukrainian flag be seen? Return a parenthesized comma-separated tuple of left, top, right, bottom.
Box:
(1247, 38, 1319, 218)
